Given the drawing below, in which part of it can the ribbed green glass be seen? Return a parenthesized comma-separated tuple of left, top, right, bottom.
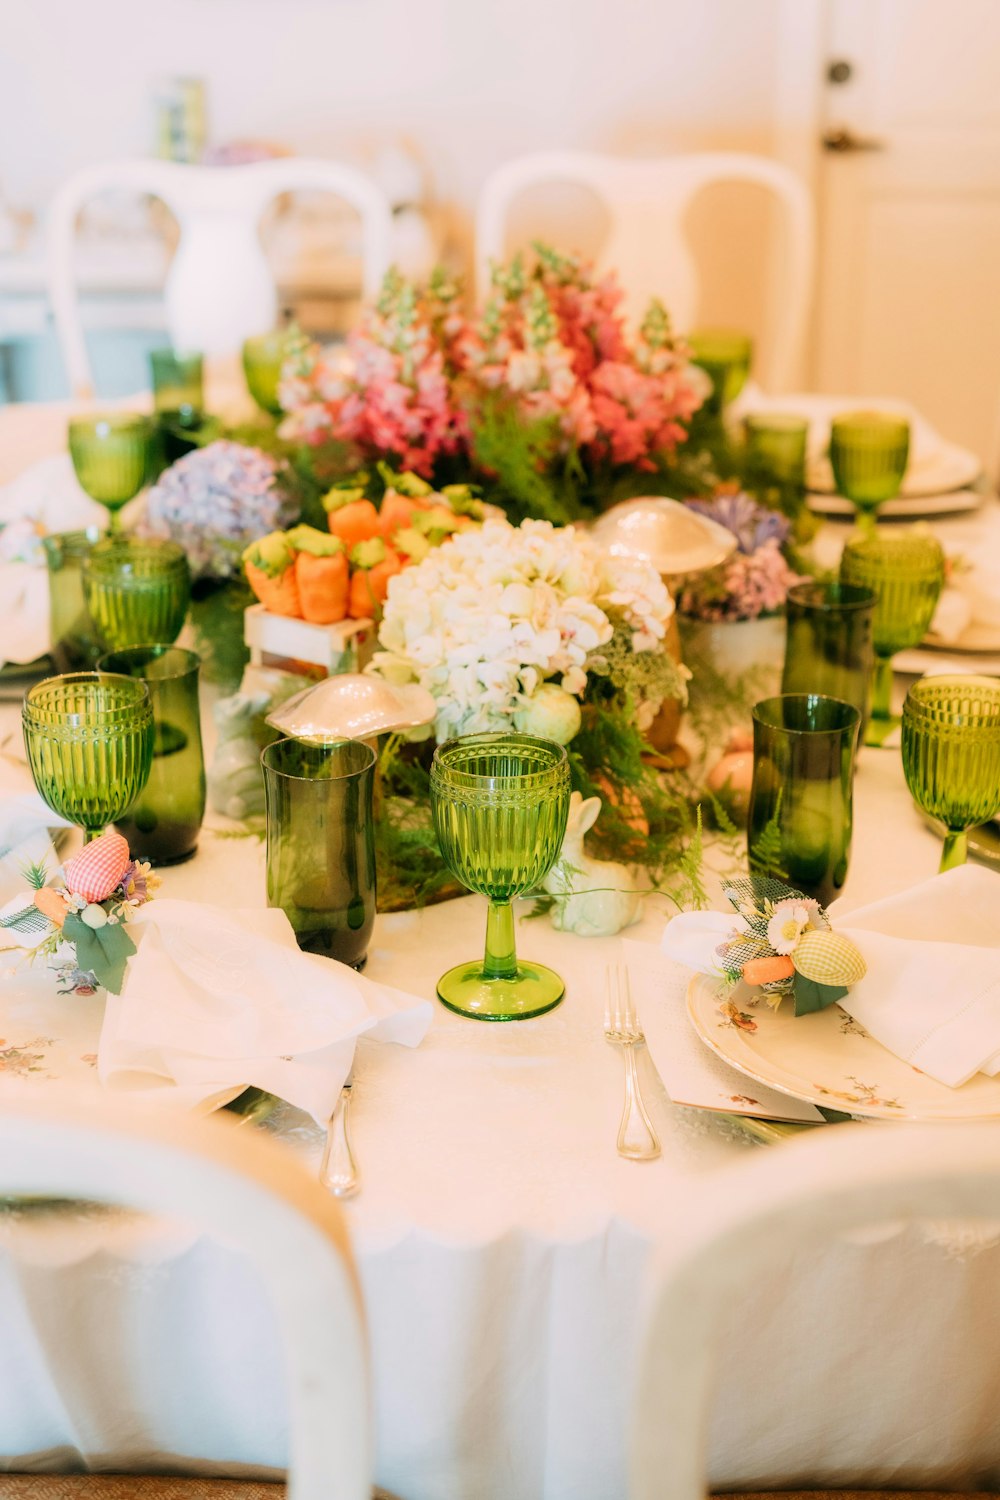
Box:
(782, 581, 876, 738)
(262, 737, 376, 970)
(22, 672, 154, 840)
(745, 413, 808, 484)
(689, 330, 753, 414)
(430, 733, 571, 1020)
(242, 332, 288, 416)
(748, 694, 861, 906)
(43, 528, 104, 672)
(840, 531, 944, 740)
(83, 537, 191, 650)
(901, 675, 1000, 872)
(98, 647, 206, 865)
(68, 415, 152, 532)
(150, 349, 204, 417)
(829, 412, 910, 528)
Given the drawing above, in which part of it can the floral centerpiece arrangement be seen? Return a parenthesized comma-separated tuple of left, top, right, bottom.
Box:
(366, 515, 703, 906)
(4, 831, 158, 994)
(277, 247, 707, 522)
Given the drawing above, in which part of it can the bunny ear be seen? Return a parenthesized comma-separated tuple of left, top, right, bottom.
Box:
(577, 796, 602, 834)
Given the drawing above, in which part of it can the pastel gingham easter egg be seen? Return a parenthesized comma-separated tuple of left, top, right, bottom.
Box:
(792, 929, 867, 987)
(63, 831, 130, 904)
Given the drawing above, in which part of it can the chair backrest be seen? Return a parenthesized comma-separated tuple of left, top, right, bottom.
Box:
(0, 1090, 370, 1500)
(474, 150, 814, 392)
(47, 158, 395, 398)
(630, 1121, 1000, 1500)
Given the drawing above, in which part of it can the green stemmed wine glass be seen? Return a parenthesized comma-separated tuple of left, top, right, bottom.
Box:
(83, 537, 191, 650)
(68, 415, 153, 533)
(242, 331, 289, 417)
(22, 672, 154, 842)
(901, 675, 1000, 872)
(829, 412, 910, 532)
(688, 330, 753, 415)
(430, 733, 571, 1021)
(840, 530, 944, 745)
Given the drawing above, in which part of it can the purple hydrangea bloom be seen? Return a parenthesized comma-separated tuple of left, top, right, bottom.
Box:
(686, 491, 790, 555)
(140, 441, 296, 579)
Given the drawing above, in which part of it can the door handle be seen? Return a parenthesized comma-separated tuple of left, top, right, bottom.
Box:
(822, 127, 886, 153)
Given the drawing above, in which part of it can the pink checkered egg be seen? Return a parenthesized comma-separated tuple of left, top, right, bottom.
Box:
(63, 831, 131, 904)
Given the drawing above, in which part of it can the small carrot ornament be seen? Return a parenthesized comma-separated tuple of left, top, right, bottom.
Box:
(323, 486, 381, 550)
(287, 525, 349, 625)
(243, 532, 301, 618)
(348, 538, 403, 618)
(376, 464, 434, 543)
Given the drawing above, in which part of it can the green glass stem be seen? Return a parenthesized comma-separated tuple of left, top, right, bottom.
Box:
(483, 900, 517, 981)
(871, 655, 894, 721)
(941, 829, 968, 872)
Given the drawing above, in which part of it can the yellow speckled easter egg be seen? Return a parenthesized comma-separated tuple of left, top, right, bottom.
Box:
(792, 929, 867, 987)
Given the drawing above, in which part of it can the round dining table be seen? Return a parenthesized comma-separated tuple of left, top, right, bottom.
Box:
(2, 400, 1000, 1499)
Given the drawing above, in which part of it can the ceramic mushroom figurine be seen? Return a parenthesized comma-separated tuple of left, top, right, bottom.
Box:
(542, 792, 643, 937)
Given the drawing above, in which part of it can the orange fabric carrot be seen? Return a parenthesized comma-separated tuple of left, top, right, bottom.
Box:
(378, 488, 426, 543)
(287, 525, 349, 624)
(243, 532, 301, 618)
(323, 486, 381, 550)
(348, 538, 403, 618)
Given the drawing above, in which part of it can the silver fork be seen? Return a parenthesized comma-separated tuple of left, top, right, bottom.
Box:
(604, 963, 660, 1161)
(320, 1066, 359, 1198)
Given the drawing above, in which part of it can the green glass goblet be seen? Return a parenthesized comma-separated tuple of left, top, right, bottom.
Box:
(829, 412, 910, 531)
(150, 349, 204, 419)
(689, 330, 753, 415)
(43, 527, 103, 672)
(840, 530, 945, 744)
(430, 733, 571, 1021)
(748, 694, 861, 906)
(83, 537, 191, 650)
(68, 415, 152, 533)
(242, 331, 288, 417)
(901, 674, 1000, 873)
(98, 646, 206, 865)
(744, 413, 808, 517)
(22, 672, 154, 842)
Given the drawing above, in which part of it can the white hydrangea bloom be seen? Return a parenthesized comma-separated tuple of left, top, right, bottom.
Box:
(369, 517, 674, 742)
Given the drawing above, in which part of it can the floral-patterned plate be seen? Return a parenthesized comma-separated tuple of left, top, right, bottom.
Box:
(686, 973, 1000, 1121)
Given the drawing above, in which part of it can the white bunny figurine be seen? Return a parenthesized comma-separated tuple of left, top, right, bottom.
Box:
(542, 792, 643, 937)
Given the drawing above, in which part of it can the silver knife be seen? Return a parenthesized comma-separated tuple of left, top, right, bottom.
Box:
(320, 1066, 359, 1198)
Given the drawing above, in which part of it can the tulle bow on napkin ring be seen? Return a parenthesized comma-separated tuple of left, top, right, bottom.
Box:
(664, 876, 867, 1016)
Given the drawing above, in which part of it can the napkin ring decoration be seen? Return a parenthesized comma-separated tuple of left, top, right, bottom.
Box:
(716, 877, 866, 1016)
(14, 831, 159, 995)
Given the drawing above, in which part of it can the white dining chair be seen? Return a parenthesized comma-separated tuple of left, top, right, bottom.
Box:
(47, 158, 394, 399)
(474, 150, 814, 392)
(630, 1122, 1000, 1500)
(0, 1090, 375, 1500)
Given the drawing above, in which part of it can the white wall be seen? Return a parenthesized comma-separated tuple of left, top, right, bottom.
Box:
(2, 0, 789, 307)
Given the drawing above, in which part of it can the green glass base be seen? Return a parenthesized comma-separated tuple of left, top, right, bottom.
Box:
(865, 713, 900, 748)
(436, 960, 565, 1021)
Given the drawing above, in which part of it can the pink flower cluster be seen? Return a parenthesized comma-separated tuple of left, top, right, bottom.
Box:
(681, 542, 804, 623)
(277, 247, 705, 478)
(467, 246, 704, 469)
(279, 269, 469, 478)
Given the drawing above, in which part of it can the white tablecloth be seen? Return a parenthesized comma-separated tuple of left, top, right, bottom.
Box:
(3, 406, 1000, 1497)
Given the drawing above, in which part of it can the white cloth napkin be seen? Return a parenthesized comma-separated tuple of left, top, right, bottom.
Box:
(0, 790, 66, 909)
(100, 899, 433, 1119)
(663, 867, 1000, 1090)
(0, 453, 107, 668)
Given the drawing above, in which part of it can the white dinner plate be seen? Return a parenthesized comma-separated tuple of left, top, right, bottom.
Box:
(923, 621, 1000, 655)
(686, 972, 1000, 1121)
(808, 441, 982, 499)
(806, 487, 983, 521)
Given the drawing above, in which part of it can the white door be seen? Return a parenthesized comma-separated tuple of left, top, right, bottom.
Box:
(813, 0, 1000, 469)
